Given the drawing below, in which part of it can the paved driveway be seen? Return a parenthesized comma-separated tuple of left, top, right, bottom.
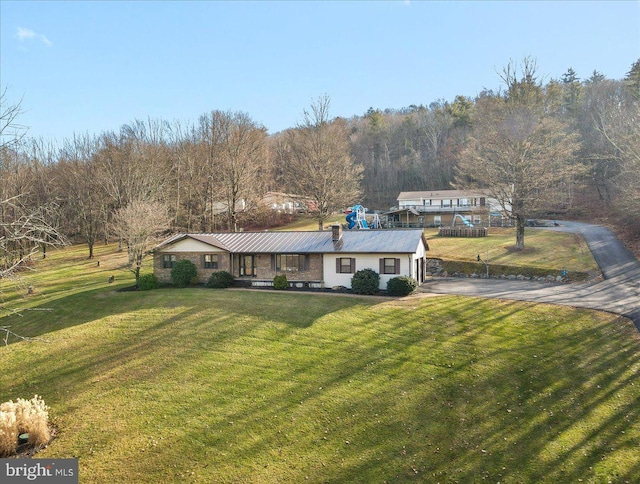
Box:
(419, 221, 640, 330)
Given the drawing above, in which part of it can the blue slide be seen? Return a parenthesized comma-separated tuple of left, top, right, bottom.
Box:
(346, 205, 369, 229)
(346, 211, 357, 229)
(453, 214, 474, 227)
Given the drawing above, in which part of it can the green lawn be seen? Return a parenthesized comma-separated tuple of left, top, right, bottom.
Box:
(273, 214, 347, 231)
(278, 217, 598, 274)
(425, 227, 599, 273)
(1, 244, 639, 482)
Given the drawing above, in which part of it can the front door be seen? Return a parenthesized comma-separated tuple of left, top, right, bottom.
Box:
(240, 254, 256, 277)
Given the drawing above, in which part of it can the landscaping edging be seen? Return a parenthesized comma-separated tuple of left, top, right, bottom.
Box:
(425, 257, 592, 283)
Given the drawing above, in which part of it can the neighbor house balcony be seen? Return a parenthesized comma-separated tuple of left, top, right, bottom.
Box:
(397, 204, 482, 213)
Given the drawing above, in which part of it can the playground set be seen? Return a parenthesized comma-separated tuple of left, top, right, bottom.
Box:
(345, 205, 486, 237)
(345, 205, 381, 230)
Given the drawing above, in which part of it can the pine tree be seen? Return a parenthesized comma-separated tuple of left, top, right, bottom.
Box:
(624, 58, 640, 99)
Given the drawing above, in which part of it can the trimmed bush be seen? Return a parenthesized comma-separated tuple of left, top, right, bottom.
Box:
(351, 268, 380, 295)
(387, 276, 418, 297)
(207, 271, 234, 289)
(171, 259, 198, 288)
(138, 273, 159, 291)
(273, 274, 288, 290)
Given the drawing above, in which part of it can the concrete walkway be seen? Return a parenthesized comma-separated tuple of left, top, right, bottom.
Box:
(419, 221, 640, 330)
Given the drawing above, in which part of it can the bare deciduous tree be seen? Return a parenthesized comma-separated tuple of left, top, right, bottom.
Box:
(0, 87, 27, 151)
(1, 196, 65, 277)
(57, 134, 105, 259)
(594, 94, 640, 220)
(198, 111, 267, 232)
(285, 95, 363, 230)
(457, 60, 583, 250)
(111, 199, 169, 287)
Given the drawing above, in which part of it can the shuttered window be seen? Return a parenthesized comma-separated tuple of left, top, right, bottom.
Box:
(272, 254, 310, 272)
(336, 257, 356, 274)
(380, 258, 400, 275)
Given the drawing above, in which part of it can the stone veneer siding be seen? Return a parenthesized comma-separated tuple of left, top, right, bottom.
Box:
(154, 251, 233, 284)
(154, 251, 324, 284)
(250, 253, 323, 282)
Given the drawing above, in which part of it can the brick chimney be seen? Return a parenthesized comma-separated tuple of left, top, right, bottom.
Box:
(331, 224, 343, 243)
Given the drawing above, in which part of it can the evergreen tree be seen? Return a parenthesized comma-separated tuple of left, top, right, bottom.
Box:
(561, 67, 582, 116)
(624, 58, 640, 99)
(586, 70, 606, 84)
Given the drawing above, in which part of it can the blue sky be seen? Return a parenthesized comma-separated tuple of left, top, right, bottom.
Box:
(1, 1, 639, 141)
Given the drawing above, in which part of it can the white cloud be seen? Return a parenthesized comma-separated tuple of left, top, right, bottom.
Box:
(16, 27, 52, 47)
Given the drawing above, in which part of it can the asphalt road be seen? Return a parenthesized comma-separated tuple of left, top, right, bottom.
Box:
(419, 221, 640, 330)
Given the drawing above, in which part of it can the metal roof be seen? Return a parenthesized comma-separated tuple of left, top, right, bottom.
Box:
(397, 189, 491, 200)
(155, 229, 427, 254)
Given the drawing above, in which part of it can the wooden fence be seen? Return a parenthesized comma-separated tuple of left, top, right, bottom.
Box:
(438, 227, 488, 237)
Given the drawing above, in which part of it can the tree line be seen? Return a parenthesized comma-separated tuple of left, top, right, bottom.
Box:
(1, 57, 639, 275)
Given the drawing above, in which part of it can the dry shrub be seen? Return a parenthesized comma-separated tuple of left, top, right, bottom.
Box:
(0, 395, 51, 453)
(14, 395, 51, 446)
(0, 410, 17, 456)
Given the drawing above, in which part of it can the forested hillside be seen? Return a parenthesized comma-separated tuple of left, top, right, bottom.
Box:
(1, 57, 639, 265)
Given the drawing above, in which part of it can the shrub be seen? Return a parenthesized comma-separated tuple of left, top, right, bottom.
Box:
(0, 395, 51, 455)
(0, 411, 17, 456)
(387, 276, 418, 297)
(207, 271, 234, 289)
(171, 259, 198, 288)
(351, 268, 380, 295)
(137, 273, 159, 291)
(273, 274, 288, 290)
(13, 395, 50, 446)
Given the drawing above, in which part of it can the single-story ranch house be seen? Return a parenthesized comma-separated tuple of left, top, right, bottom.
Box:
(153, 225, 429, 290)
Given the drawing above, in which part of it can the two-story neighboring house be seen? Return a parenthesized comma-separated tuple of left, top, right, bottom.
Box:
(386, 189, 510, 228)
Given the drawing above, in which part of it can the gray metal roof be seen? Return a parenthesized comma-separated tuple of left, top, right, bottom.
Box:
(397, 189, 491, 200)
(156, 229, 427, 254)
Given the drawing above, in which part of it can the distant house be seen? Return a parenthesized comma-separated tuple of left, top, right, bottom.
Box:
(386, 189, 510, 228)
(259, 191, 317, 213)
(153, 226, 429, 290)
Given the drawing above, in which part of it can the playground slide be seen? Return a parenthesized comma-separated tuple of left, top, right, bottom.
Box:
(453, 214, 474, 227)
(346, 211, 357, 229)
(346, 204, 370, 229)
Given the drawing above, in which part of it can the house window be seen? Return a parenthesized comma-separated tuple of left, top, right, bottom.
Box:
(442, 199, 452, 207)
(434, 215, 442, 226)
(239, 255, 256, 277)
(473, 215, 482, 224)
(204, 254, 218, 269)
(163, 254, 177, 269)
(380, 258, 400, 275)
(460, 198, 469, 207)
(336, 257, 355, 274)
(274, 254, 309, 272)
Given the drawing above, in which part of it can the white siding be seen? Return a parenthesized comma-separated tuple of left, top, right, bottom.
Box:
(399, 198, 422, 208)
(323, 248, 425, 289)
